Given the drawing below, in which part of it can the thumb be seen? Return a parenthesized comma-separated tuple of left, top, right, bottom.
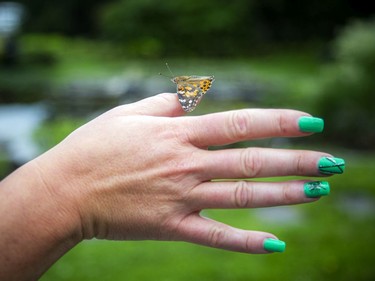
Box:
(121, 93, 185, 117)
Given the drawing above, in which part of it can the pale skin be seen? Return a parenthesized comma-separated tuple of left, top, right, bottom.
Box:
(0, 93, 333, 280)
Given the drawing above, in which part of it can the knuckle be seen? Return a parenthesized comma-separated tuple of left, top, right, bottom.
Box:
(153, 93, 178, 108)
(295, 153, 305, 174)
(282, 183, 296, 204)
(165, 152, 201, 184)
(226, 110, 252, 140)
(275, 113, 290, 134)
(233, 181, 252, 208)
(240, 148, 263, 178)
(244, 235, 256, 252)
(207, 226, 227, 248)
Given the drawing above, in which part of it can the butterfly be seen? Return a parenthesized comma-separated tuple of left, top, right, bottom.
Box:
(160, 64, 215, 112)
(172, 75, 215, 112)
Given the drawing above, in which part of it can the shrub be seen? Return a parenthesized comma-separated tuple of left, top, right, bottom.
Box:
(99, 0, 252, 57)
(315, 18, 375, 150)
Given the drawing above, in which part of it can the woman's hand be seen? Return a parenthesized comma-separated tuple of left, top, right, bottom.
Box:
(35, 93, 344, 254)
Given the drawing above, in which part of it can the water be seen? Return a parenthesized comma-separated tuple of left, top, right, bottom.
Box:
(0, 102, 48, 165)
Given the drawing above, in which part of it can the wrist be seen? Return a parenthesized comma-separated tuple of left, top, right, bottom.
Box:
(32, 150, 84, 245)
(0, 151, 83, 280)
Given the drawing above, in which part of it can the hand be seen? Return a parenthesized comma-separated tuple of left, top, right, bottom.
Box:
(35, 93, 339, 254)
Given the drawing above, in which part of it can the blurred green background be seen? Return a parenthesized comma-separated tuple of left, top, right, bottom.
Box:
(0, 1, 374, 280)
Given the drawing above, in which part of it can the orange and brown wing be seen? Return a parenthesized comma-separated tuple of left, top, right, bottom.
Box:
(175, 76, 215, 112)
(198, 77, 214, 94)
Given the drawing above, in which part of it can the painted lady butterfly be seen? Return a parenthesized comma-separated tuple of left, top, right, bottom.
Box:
(171, 75, 215, 112)
(160, 64, 215, 112)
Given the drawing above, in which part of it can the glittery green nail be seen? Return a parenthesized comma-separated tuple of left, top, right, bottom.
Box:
(304, 181, 330, 198)
(298, 116, 324, 133)
(318, 157, 345, 175)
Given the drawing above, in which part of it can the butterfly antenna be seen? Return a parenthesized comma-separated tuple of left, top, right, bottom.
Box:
(165, 63, 175, 77)
(159, 72, 171, 78)
(159, 63, 175, 78)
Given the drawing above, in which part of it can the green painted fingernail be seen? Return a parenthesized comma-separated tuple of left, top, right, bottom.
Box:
(304, 181, 330, 198)
(298, 116, 324, 133)
(263, 238, 286, 253)
(318, 157, 345, 175)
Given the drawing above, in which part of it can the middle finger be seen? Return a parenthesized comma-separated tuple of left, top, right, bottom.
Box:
(197, 148, 332, 180)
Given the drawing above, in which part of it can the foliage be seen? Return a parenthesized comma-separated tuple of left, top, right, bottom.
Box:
(15, 0, 111, 36)
(3, 1, 372, 58)
(0, 149, 11, 179)
(0, 34, 127, 103)
(99, 0, 249, 57)
(97, 0, 371, 57)
(315, 18, 375, 149)
(0, 70, 48, 103)
(33, 117, 86, 151)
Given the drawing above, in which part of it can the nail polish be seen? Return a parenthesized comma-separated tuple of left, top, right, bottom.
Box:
(298, 116, 324, 133)
(304, 181, 330, 198)
(263, 238, 286, 253)
(318, 157, 345, 175)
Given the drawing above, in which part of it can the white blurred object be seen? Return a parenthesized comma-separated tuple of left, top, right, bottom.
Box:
(0, 103, 48, 165)
(0, 2, 23, 36)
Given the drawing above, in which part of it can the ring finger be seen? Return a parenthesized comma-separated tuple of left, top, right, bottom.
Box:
(188, 180, 329, 210)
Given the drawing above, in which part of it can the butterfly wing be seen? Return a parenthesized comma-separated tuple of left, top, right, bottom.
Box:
(176, 76, 214, 112)
(177, 82, 203, 113)
(194, 76, 215, 94)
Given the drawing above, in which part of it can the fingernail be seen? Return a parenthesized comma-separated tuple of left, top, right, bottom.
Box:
(304, 181, 330, 198)
(318, 157, 345, 175)
(263, 238, 286, 253)
(298, 116, 324, 133)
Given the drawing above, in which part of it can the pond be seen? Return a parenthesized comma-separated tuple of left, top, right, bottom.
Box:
(0, 102, 48, 168)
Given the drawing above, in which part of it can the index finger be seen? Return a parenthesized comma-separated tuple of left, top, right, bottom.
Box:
(183, 109, 323, 147)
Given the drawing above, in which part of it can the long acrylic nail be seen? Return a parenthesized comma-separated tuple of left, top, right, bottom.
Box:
(304, 181, 330, 198)
(298, 116, 324, 133)
(318, 157, 345, 175)
(263, 238, 286, 253)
